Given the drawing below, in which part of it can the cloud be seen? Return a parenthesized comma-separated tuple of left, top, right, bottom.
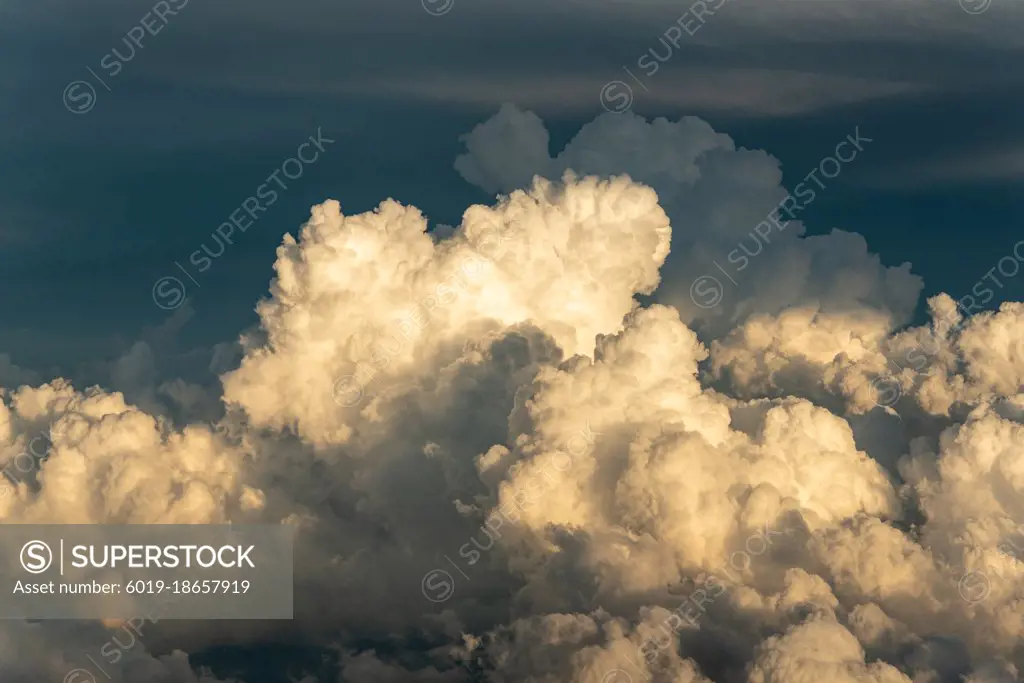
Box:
(747, 617, 913, 683)
(866, 146, 1024, 188)
(342, 69, 925, 118)
(455, 104, 923, 340)
(222, 175, 670, 446)
(1, 104, 1023, 683)
(0, 380, 259, 525)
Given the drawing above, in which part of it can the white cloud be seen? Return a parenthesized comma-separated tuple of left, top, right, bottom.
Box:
(455, 104, 923, 340)
(1, 104, 1022, 683)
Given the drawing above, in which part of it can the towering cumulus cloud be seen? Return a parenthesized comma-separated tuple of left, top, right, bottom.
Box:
(222, 174, 670, 446)
(455, 104, 923, 341)
(1, 106, 1023, 682)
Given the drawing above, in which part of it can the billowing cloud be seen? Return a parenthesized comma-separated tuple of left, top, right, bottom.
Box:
(455, 104, 923, 341)
(0, 105, 1022, 683)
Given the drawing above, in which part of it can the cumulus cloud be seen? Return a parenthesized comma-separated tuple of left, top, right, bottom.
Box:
(222, 174, 669, 447)
(747, 617, 913, 683)
(0, 380, 259, 524)
(1, 105, 1022, 683)
(455, 104, 923, 341)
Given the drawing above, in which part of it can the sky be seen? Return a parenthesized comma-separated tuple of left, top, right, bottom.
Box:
(1, 0, 1021, 373)
(1, 1, 1024, 682)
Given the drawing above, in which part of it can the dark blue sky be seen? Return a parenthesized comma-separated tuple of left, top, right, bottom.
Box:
(1, 0, 1021, 376)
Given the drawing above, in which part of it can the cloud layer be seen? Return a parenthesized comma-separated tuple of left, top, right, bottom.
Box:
(2, 105, 1023, 683)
